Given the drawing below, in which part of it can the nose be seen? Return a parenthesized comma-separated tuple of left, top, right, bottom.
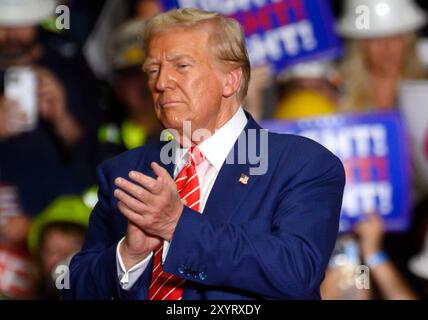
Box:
(155, 65, 175, 92)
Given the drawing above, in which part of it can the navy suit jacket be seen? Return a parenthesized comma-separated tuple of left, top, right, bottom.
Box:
(65, 115, 345, 300)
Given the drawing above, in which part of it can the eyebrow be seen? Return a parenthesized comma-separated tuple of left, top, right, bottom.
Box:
(143, 54, 196, 67)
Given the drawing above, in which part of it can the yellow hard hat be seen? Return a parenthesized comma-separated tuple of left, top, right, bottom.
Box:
(275, 90, 336, 120)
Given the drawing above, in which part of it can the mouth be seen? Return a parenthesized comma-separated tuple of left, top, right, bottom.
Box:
(159, 101, 182, 108)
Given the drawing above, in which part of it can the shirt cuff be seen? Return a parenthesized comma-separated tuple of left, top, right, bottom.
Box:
(116, 237, 153, 291)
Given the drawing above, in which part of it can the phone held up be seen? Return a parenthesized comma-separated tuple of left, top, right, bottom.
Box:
(4, 66, 38, 132)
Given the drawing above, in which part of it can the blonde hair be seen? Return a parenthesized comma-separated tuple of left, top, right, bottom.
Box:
(340, 33, 425, 111)
(143, 8, 251, 102)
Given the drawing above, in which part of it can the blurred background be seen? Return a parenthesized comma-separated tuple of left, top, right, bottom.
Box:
(0, 0, 428, 300)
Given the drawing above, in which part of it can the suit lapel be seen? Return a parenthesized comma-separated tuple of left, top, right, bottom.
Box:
(202, 115, 264, 224)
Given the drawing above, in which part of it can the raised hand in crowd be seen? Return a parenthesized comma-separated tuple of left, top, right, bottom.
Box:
(35, 67, 84, 146)
(355, 213, 419, 300)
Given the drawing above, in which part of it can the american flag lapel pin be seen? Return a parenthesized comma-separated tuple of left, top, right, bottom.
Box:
(239, 173, 249, 185)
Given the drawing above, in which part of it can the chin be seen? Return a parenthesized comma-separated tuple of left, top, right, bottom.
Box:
(160, 114, 187, 132)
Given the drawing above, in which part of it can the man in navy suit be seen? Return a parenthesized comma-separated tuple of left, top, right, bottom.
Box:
(66, 8, 345, 300)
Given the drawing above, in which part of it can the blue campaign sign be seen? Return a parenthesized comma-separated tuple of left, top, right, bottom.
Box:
(261, 112, 412, 233)
(159, 0, 342, 73)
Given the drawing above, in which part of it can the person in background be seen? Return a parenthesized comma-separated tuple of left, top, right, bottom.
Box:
(274, 61, 340, 120)
(82, 0, 162, 81)
(321, 214, 419, 300)
(97, 18, 162, 162)
(0, 0, 101, 242)
(337, 0, 427, 111)
(134, 0, 162, 19)
(27, 194, 93, 299)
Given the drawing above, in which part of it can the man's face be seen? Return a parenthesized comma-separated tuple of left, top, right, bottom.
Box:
(0, 26, 38, 62)
(143, 27, 231, 140)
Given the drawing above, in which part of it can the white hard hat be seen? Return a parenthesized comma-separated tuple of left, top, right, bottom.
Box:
(112, 18, 146, 70)
(0, 0, 56, 27)
(338, 0, 427, 39)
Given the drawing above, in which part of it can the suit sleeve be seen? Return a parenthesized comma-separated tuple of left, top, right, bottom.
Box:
(163, 150, 346, 299)
(64, 163, 152, 299)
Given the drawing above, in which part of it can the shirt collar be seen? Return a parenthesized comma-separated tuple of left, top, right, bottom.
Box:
(173, 107, 248, 171)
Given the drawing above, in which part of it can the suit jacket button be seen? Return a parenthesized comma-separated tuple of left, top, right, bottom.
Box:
(177, 265, 185, 274)
(199, 272, 207, 281)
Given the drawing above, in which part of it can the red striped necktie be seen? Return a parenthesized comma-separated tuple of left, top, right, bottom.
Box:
(148, 146, 204, 300)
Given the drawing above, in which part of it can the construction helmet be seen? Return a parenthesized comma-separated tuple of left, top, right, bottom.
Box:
(0, 0, 56, 27)
(112, 18, 146, 70)
(338, 0, 427, 39)
(274, 90, 336, 120)
(27, 195, 92, 254)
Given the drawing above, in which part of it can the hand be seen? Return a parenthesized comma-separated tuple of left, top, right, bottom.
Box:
(0, 96, 28, 139)
(36, 67, 68, 123)
(35, 67, 83, 145)
(119, 222, 162, 271)
(114, 162, 184, 242)
(354, 213, 384, 259)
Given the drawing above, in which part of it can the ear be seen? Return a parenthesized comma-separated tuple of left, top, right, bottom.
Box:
(222, 67, 243, 98)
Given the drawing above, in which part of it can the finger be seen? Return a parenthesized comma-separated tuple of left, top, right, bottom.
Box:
(117, 201, 146, 227)
(151, 162, 172, 182)
(151, 162, 176, 193)
(128, 171, 160, 194)
(114, 189, 148, 214)
(114, 177, 154, 204)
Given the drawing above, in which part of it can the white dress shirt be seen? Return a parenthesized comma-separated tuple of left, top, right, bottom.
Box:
(116, 107, 248, 290)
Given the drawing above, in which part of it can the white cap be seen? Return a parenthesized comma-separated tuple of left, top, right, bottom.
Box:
(338, 0, 427, 39)
(408, 231, 428, 280)
(0, 0, 56, 27)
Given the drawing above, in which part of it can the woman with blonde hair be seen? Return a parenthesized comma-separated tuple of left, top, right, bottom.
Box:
(337, 0, 427, 112)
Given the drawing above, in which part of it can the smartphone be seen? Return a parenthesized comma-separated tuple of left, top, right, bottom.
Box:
(4, 67, 38, 132)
